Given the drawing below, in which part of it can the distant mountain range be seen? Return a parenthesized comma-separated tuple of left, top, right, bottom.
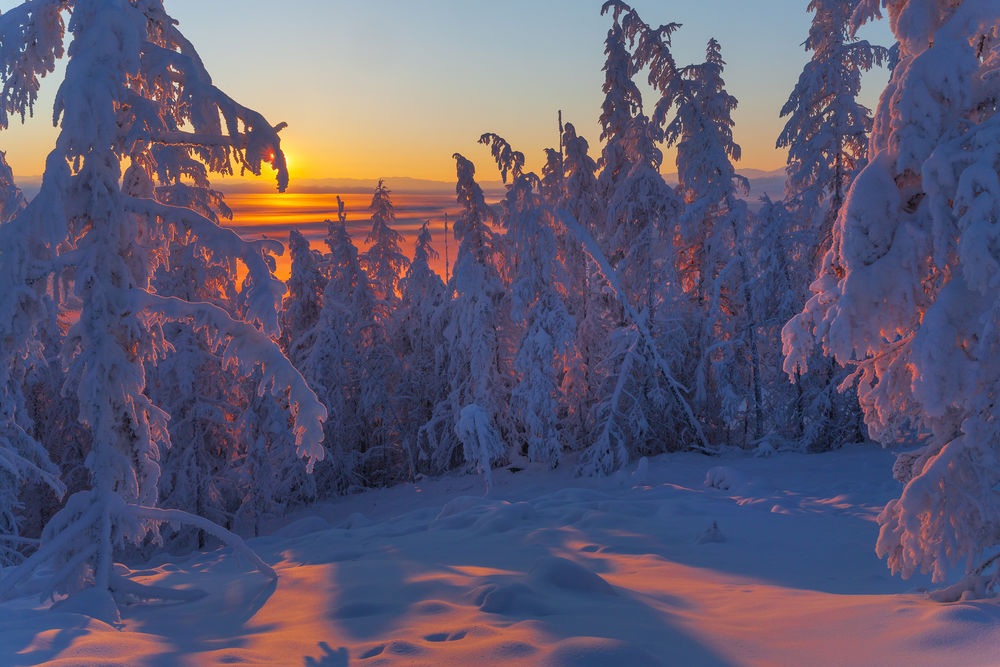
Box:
(15, 168, 788, 203)
(234, 167, 789, 200)
(662, 167, 787, 205)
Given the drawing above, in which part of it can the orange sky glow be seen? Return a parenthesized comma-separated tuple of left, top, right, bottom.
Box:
(0, 0, 892, 285)
(226, 191, 468, 282)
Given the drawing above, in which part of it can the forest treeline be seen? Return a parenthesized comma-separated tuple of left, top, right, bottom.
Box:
(0, 0, 998, 616)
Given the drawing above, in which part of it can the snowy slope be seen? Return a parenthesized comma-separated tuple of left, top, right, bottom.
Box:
(3, 445, 1000, 666)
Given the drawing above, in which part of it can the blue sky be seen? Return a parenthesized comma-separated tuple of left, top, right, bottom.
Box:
(0, 0, 894, 183)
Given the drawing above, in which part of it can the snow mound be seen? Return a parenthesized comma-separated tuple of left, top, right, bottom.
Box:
(475, 582, 554, 616)
(472, 501, 537, 535)
(543, 636, 662, 666)
(50, 588, 121, 626)
(704, 465, 751, 492)
(696, 521, 726, 544)
(529, 556, 616, 595)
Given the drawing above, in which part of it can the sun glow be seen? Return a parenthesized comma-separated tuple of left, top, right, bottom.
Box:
(225, 190, 461, 281)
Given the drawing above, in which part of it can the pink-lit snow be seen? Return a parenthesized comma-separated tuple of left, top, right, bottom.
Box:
(4, 444, 998, 666)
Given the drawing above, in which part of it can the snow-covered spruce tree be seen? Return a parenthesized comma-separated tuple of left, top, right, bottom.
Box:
(0, 43, 64, 571)
(745, 196, 830, 450)
(654, 37, 764, 447)
(555, 201, 709, 473)
(540, 145, 564, 203)
(151, 166, 315, 547)
(356, 181, 408, 484)
(778, 0, 887, 253)
(18, 297, 85, 543)
(784, 0, 1000, 597)
(0, 318, 63, 570)
(556, 122, 605, 441)
(420, 155, 510, 487)
(480, 133, 575, 468)
(577, 111, 695, 474)
(568, 2, 708, 473)
(604, 2, 685, 312)
(0, 0, 325, 617)
(394, 221, 448, 475)
(280, 228, 326, 366)
(301, 217, 376, 494)
(363, 179, 409, 311)
(595, 3, 645, 225)
(6, 150, 83, 544)
(773, 0, 885, 452)
(148, 320, 245, 551)
(303, 203, 411, 493)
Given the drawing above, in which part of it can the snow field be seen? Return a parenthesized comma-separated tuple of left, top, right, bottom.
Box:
(4, 445, 1000, 666)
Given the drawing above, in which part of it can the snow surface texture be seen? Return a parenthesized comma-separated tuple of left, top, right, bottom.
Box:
(3, 445, 998, 666)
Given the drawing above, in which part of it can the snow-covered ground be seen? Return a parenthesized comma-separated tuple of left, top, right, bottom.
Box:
(4, 444, 1000, 666)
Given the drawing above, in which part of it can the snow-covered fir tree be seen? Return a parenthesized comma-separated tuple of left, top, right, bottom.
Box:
(0, 234, 63, 568)
(784, 0, 1000, 597)
(745, 196, 839, 451)
(17, 300, 85, 540)
(0, 146, 72, 566)
(0, 146, 57, 567)
(555, 122, 605, 440)
(481, 133, 575, 467)
(363, 180, 409, 311)
(420, 155, 510, 486)
(595, 3, 644, 219)
(777, 0, 887, 251)
(662, 38, 761, 447)
(146, 183, 245, 550)
(394, 221, 448, 475)
(302, 215, 373, 494)
(234, 368, 317, 536)
(578, 111, 690, 472)
(772, 0, 883, 452)
(280, 229, 326, 366)
(0, 0, 325, 618)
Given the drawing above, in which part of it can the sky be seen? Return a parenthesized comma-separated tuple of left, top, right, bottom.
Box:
(0, 0, 894, 188)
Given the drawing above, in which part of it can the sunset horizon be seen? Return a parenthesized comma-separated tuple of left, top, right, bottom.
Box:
(0, 0, 893, 186)
(3, 1, 998, 665)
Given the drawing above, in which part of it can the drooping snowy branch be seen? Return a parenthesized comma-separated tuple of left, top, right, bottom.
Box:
(136, 290, 326, 468)
(123, 195, 285, 333)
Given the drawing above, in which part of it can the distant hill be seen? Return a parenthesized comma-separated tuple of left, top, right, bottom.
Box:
(662, 167, 787, 207)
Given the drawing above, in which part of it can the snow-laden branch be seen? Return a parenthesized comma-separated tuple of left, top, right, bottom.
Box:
(0, 0, 68, 129)
(132, 505, 277, 580)
(144, 128, 287, 152)
(0, 500, 101, 601)
(134, 290, 327, 469)
(138, 42, 288, 191)
(122, 195, 285, 333)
